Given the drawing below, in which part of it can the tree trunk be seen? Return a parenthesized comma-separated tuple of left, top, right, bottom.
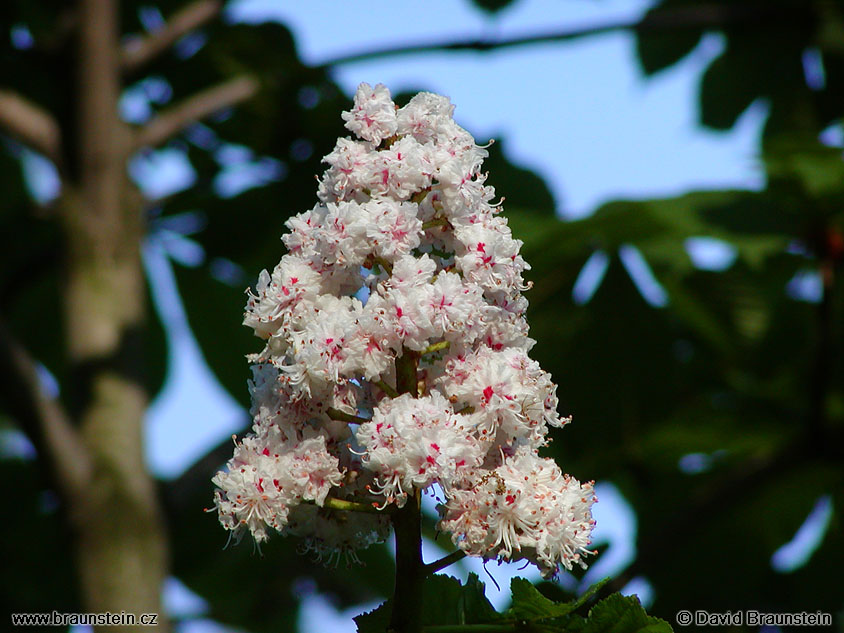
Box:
(61, 0, 170, 627)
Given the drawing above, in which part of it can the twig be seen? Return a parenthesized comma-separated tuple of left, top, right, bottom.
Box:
(423, 550, 467, 575)
(122, 0, 223, 72)
(326, 407, 370, 425)
(0, 90, 62, 166)
(133, 75, 259, 150)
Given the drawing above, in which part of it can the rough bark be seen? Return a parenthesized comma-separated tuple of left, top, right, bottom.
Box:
(61, 0, 170, 628)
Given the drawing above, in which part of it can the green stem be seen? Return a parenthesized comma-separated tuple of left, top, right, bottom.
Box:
(411, 190, 429, 204)
(395, 348, 419, 396)
(373, 379, 400, 398)
(310, 496, 390, 514)
(390, 489, 423, 633)
(421, 217, 449, 230)
(389, 350, 423, 633)
(326, 407, 369, 425)
(421, 340, 449, 356)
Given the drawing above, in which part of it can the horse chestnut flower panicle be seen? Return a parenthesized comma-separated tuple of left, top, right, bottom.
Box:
(212, 82, 596, 576)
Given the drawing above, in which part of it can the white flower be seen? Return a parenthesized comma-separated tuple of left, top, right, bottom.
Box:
(212, 428, 344, 543)
(341, 82, 398, 145)
(363, 198, 423, 260)
(439, 447, 596, 577)
(356, 392, 484, 505)
(396, 91, 455, 143)
(214, 82, 595, 572)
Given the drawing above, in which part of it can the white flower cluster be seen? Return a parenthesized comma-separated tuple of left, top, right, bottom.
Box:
(212, 83, 596, 575)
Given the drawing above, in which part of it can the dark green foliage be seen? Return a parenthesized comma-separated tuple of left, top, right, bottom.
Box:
(0, 456, 79, 618)
(636, 0, 829, 134)
(635, 0, 703, 76)
(355, 576, 671, 633)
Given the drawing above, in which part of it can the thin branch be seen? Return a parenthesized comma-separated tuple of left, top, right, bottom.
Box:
(122, 0, 223, 72)
(423, 550, 467, 575)
(0, 319, 90, 500)
(0, 89, 62, 165)
(133, 75, 259, 150)
(373, 378, 400, 398)
(326, 407, 370, 425)
(318, 4, 781, 68)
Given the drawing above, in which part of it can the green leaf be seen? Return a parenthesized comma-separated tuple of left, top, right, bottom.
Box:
(171, 261, 255, 408)
(354, 600, 391, 633)
(635, 2, 703, 76)
(764, 133, 844, 198)
(576, 593, 673, 633)
(571, 578, 611, 611)
(699, 48, 758, 131)
(509, 577, 579, 619)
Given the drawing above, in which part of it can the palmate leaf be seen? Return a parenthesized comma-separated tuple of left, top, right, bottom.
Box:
(568, 593, 672, 633)
(509, 577, 610, 621)
(355, 576, 667, 633)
